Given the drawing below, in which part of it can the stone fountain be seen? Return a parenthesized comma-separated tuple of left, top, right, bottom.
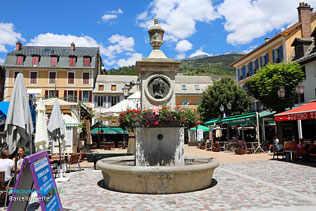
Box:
(97, 19, 219, 194)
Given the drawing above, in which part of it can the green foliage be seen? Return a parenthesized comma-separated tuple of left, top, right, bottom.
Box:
(181, 53, 244, 76)
(245, 62, 305, 113)
(106, 65, 136, 75)
(198, 77, 252, 122)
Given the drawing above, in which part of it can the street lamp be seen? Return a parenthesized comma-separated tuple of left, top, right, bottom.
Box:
(277, 88, 286, 99)
(220, 104, 224, 112)
(122, 85, 129, 99)
(227, 102, 232, 110)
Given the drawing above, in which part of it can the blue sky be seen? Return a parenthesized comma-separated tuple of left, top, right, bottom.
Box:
(1, 0, 316, 69)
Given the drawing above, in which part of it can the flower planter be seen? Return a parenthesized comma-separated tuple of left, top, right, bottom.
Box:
(200, 145, 206, 150)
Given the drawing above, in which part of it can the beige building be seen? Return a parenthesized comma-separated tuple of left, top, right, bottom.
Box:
(93, 74, 233, 110)
(3, 42, 102, 108)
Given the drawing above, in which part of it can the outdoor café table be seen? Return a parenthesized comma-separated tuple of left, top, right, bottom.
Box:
(284, 150, 295, 161)
(246, 142, 258, 153)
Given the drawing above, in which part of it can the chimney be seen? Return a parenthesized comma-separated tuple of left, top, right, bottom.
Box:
(16, 41, 22, 51)
(70, 42, 75, 51)
(265, 38, 269, 42)
(297, 2, 313, 38)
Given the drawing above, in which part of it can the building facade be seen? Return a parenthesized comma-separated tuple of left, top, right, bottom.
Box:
(231, 2, 316, 108)
(3, 42, 102, 108)
(93, 74, 230, 110)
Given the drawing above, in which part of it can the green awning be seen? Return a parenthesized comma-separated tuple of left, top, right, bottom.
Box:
(259, 110, 276, 118)
(218, 112, 257, 127)
(189, 125, 210, 132)
(204, 118, 220, 125)
(91, 127, 128, 134)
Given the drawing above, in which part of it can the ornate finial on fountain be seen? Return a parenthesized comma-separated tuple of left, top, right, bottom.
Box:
(148, 18, 165, 50)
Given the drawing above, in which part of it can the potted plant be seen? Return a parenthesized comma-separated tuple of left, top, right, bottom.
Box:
(234, 141, 247, 155)
(200, 140, 206, 149)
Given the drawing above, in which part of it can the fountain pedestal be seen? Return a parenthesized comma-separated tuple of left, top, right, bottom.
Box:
(135, 127, 184, 166)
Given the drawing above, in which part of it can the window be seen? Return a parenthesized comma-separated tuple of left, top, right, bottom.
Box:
(65, 90, 77, 102)
(183, 97, 188, 105)
(49, 72, 56, 84)
(195, 85, 200, 90)
(239, 68, 242, 80)
(48, 90, 57, 98)
(97, 96, 104, 107)
(51, 56, 58, 66)
(17, 55, 23, 65)
(246, 64, 249, 77)
(32, 56, 39, 66)
(14, 72, 21, 79)
(274, 48, 280, 63)
(84, 57, 90, 66)
(68, 72, 75, 84)
(82, 91, 89, 102)
(99, 85, 104, 91)
(69, 56, 76, 66)
(49, 72, 57, 84)
(111, 85, 116, 91)
(30, 72, 37, 84)
(182, 85, 187, 90)
(197, 97, 200, 104)
(83, 72, 89, 85)
(111, 96, 118, 106)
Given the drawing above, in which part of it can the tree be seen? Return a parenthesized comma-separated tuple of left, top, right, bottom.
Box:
(245, 62, 305, 113)
(198, 77, 252, 122)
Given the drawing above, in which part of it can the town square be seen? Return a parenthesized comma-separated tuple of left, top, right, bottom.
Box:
(0, 1, 316, 211)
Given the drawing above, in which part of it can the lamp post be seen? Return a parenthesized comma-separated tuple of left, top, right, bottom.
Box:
(296, 83, 304, 103)
(122, 85, 129, 99)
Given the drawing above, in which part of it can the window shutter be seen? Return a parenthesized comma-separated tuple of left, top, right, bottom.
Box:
(64, 90, 67, 100)
(279, 45, 283, 62)
(255, 59, 259, 71)
(74, 90, 78, 102)
(45, 90, 48, 98)
(272, 50, 275, 63)
(237, 68, 240, 81)
(248, 63, 253, 76)
(79, 90, 82, 101)
(94, 96, 98, 106)
(242, 66, 246, 79)
(117, 96, 120, 102)
(265, 53, 269, 63)
(56, 90, 59, 97)
(260, 57, 263, 68)
(88, 91, 92, 102)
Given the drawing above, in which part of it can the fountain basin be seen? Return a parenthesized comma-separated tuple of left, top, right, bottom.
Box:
(97, 156, 219, 194)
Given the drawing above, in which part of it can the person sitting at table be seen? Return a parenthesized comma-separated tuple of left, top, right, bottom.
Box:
(0, 149, 14, 186)
(13, 146, 25, 172)
(269, 136, 280, 153)
(295, 139, 307, 159)
(306, 139, 316, 154)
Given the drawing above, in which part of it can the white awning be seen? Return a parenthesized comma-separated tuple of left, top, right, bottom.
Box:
(27, 89, 42, 95)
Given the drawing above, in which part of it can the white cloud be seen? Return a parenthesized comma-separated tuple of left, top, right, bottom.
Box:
(27, 33, 107, 56)
(0, 58, 4, 64)
(243, 45, 258, 53)
(0, 23, 25, 52)
(104, 34, 135, 59)
(217, 0, 316, 45)
(102, 14, 118, 22)
(101, 9, 124, 23)
(175, 40, 192, 52)
(189, 47, 212, 58)
(117, 53, 143, 67)
(176, 53, 186, 60)
(137, 0, 218, 42)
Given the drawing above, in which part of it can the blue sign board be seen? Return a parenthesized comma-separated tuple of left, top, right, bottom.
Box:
(7, 151, 63, 211)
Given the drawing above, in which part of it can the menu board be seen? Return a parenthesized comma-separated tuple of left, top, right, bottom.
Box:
(7, 151, 63, 211)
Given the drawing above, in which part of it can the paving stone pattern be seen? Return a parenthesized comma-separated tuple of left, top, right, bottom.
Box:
(57, 160, 316, 211)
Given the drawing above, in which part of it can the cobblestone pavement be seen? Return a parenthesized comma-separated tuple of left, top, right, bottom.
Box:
(57, 160, 316, 211)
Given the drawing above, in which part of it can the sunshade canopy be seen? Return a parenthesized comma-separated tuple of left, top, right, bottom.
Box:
(5, 73, 33, 154)
(47, 99, 66, 141)
(189, 125, 210, 132)
(91, 127, 128, 134)
(94, 99, 137, 119)
(204, 118, 220, 125)
(275, 101, 316, 122)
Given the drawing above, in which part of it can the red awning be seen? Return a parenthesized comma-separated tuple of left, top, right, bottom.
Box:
(274, 101, 316, 122)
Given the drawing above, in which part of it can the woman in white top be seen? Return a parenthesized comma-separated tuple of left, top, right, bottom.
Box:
(0, 149, 14, 185)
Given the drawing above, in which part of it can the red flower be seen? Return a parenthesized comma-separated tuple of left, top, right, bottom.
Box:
(154, 121, 159, 125)
(180, 118, 183, 122)
(163, 106, 167, 110)
(120, 113, 125, 117)
(198, 122, 201, 125)
(183, 116, 186, 118)
(176, 103, 179, 106)
(145, 122, 148, 126)
(143, 110, 147, 112)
